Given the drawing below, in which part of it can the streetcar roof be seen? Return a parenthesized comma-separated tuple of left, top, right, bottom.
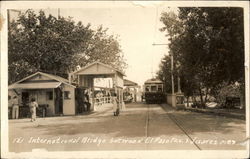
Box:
(144, 78, 163, 84)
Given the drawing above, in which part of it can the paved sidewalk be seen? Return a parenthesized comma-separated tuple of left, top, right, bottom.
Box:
(161, 104, 245, 120)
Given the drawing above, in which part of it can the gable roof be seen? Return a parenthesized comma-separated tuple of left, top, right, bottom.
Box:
(71, 61, 125, 76)
(124, 79, 138, 86)
(9, 72, 75, 88)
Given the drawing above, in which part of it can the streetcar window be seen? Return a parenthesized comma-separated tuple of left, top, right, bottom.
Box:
(151, 86, 157, 91)
(145, 86, 150, 92)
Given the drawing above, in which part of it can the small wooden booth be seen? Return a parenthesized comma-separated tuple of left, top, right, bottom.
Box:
(8, 72, 76, 118)
(124, 79, 139, 103)
(69, 62, 125, 111)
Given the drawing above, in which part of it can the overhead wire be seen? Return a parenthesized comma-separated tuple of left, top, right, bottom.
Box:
(151, 6, 159, 79)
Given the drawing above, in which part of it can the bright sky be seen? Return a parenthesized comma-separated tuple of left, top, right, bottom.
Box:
(14, 2, 176, 86)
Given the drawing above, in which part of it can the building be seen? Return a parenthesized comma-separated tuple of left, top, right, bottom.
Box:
(123, 79, 139, 102)
(69, 61, 125, 110)
(8, 72, 76, 117)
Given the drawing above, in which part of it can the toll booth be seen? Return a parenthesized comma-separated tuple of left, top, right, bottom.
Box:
(123, 79, 139, 103)
(167, 92, 185, 109)
(69, 62, 125, 111)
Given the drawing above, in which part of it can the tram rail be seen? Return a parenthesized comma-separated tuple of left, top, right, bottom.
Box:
(145, 103, 202, 150)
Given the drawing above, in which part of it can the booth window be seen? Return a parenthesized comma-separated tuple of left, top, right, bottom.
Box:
(151, 85, 157, 92)
(158, 85, 163, 92)
(64, 91, 71, 99)
(46, 91, 53, 100)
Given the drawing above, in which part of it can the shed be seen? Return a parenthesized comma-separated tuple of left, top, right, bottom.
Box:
(124, 79, 139, 102)
(8, 72, 76, 116)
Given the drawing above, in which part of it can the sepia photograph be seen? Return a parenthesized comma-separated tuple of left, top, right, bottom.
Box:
(1, 1, 249, 158)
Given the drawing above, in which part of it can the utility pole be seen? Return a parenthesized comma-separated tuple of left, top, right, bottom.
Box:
(58, 8, 60, 19)
(170, 52, 175, 95)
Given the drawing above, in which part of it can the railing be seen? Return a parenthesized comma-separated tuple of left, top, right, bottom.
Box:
(94, 97, 111, 106)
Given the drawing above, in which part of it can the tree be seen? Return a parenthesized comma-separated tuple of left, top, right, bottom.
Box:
(157, 55, 176, 94)
(159, 7, 245, 106)
(8, 9, 127, 84)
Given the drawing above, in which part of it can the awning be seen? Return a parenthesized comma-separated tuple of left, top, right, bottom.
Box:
(124, 79, 138, 87)
(9, 82, 62, 89)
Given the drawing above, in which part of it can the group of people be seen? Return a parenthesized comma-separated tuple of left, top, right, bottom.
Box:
(10, 89, 120, 120)
(95, 91, 104, 106)
(10, 95, 39, 122)
(86, 90, 120, 116)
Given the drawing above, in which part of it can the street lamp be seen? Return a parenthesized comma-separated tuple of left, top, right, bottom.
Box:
(152, 43, 174, 95)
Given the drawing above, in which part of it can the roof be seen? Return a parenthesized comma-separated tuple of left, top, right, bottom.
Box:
(9, 82, 62, 89)
(44, 73, 69, 83)
(9, 72, 75, 89)
(71, 61, 125, 76)
(144, 78, 163, 84)
(124, 79, 138, 86)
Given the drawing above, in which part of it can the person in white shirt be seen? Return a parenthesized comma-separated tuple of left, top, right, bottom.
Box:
(12, 96, 19, 119)
(112, 93, 119, 116)
(29, 98, 38, 122)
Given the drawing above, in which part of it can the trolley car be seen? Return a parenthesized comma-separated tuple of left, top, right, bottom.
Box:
(143, 78, 165, 104)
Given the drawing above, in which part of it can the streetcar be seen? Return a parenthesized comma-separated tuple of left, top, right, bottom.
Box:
(143, 78, 165, 104)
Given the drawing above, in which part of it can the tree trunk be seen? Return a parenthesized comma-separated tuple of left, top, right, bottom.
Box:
(204, 87, 209, 108)
(199, 88, 203, 103)
(186, 96, 189, 107)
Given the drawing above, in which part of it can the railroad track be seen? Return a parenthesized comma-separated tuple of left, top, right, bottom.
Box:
(145, 103, 202, 150)
(145, 103, 150, 137)
(166, 112, 202, 150)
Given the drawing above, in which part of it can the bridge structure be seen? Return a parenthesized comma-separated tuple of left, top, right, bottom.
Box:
(69, 61, 125, 111)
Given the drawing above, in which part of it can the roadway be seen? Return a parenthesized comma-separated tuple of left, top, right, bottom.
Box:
(8, 102, 246, 152)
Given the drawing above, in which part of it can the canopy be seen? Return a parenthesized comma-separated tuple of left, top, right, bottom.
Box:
(124, 79, 138, 87)
(9, 82, 62, 89)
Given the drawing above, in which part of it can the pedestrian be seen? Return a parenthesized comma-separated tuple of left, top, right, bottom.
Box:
(12, 96, 19, 119)
(29, 98, 38, 122)
(112, 93, 119, 116)
(96, 92, 100, 106)
(84, 89, 91, 112)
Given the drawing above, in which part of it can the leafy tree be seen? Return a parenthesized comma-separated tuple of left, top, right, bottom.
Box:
(159, 7, 245, 106)
(8, 9, 127, 84)
(215, 82, 242, 106)
(157, 55, 177, 94)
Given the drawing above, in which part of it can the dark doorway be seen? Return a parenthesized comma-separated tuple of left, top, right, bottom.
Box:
(55, 88, 63, 114)
(21, 92, 29, 106)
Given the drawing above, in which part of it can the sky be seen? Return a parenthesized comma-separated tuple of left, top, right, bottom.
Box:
(10, 1, 177, 86)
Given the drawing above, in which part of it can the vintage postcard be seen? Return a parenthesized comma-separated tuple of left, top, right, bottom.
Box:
(1, 1, 249, 158)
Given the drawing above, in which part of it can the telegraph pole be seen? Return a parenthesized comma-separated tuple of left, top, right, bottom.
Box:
(58, 8, 60, 19)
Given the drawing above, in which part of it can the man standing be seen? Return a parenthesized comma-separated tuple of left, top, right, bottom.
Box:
(12, 96, 19, 119)
(112, 93, 119, 116)
(84, 89, 91, 112)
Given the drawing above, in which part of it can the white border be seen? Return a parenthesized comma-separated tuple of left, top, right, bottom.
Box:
(1, 1, 249, 158)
